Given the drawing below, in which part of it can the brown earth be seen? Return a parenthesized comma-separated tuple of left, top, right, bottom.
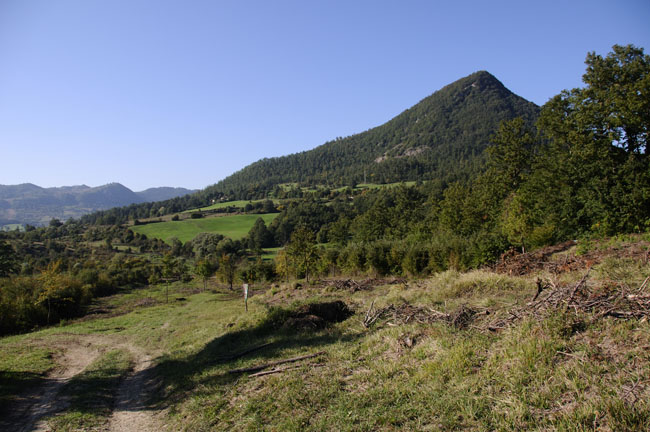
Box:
(1, 334, 165, 432)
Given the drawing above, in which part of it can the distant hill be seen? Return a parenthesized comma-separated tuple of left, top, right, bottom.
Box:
(0, 183, 196, 227)
(205, 71, 539, 196)
(136, 187, 200, 203)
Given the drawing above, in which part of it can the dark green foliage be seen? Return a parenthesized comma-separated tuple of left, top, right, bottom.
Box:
(0, 240, 18, 278)
(238, 257, 276, 283)
(194, 258, 216, 291)
(525, 44, 650, 237)
(247, 217, 274, 250)
(189, 232, 226, 259)
(269, 200, 336, 245)
(287, 226, 318, 282)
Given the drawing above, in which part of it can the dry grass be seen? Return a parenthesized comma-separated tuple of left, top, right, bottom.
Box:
(1, 237, 649, 430)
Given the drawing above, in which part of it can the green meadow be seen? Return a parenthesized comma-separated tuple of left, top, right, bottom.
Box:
(183, 199, 278, 213)
(130, 213, 278, 243)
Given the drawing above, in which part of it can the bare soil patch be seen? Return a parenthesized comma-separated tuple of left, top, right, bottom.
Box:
(495, 239, 650, 276)
(108, 345, 164, 432)
(0, 335, 165, 432)
(1, 335, 102, 432)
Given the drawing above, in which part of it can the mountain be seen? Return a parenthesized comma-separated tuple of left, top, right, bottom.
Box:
(205, 71, 539, 197)
(0, 183, 196, 227)
(136, 187, 198, 203)
(80, 71, 541, 225)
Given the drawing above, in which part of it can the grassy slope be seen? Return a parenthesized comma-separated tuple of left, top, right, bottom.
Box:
(183, 199, 278, 213)
(1, 242, 649, 431)
(129, 213, 278, 243)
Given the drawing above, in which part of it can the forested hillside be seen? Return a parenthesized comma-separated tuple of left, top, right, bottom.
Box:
(208, 71, 539, 196)
(83, 71, 539, 224)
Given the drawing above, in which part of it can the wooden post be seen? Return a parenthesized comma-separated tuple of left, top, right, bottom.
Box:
(243, 283, 248, 312)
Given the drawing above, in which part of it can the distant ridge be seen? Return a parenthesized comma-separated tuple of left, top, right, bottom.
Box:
(136, 187, 200, 203)
(0, 183, 196, 226)
(204, 71, 539, 197)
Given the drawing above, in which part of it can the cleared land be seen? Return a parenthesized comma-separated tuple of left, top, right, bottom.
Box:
(129, 213, 278, 243)
(183, 199, 278, 213)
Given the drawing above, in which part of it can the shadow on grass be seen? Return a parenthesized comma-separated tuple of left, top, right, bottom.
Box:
(1, 303, 362, 427)
(0, 371, 47, 422)
(0, 355, 132, 431)
(151, 303, 362, 406)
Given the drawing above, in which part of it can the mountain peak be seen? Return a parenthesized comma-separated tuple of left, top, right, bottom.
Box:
(201, 71, 539, 196)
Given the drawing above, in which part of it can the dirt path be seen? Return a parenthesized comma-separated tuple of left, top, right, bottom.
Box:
(1, 334, 164, 432)
(107, 344, 164, 432)
(0, 336, 102, 432)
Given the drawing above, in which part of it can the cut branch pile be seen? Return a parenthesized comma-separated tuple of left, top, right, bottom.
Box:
(363, 301, 481, 329)
(495, 241, 578, 276)
(495, 240, 649, 276)
(486, 272, 650, 331)
(325, 277, 406, 293)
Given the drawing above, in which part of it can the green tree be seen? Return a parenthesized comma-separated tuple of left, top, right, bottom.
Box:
(287, 226, 318, 283)
(499, 193, 534, 253)
(37, 260, 63, 324)
(486, 117, 535, 192)
(217, 253, 238, 290)
(0, 240, 18, 278)
(194, 259, 216, 292)
(247, 217, 273, 250)
(534, 44, 650, 235)
(274, 248, 291, 283)
(161, 254, 188, 283)
(36, 261, 84, 325)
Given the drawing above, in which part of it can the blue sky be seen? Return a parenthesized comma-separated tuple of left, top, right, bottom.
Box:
(1, 0, 648, 191)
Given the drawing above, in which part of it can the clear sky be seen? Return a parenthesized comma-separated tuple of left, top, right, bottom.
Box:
(1, 0, 648, 191)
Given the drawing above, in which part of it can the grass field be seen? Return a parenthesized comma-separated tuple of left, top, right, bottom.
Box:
(2, 238, 649, 431)
(183, 199, 279, 213)
(130, 213, 278, 243)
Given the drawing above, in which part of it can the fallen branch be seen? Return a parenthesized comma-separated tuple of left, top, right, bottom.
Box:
(566, 267, 592, 309)
(249, 363, 325, 378)
(249, 365, 301, 377)
(363, 302, 480, 329)
(228, 351, 326, 374)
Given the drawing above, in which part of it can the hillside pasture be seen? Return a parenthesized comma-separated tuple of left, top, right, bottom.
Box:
(183, 199, 279, 213)
(129, 213, 278, 243)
